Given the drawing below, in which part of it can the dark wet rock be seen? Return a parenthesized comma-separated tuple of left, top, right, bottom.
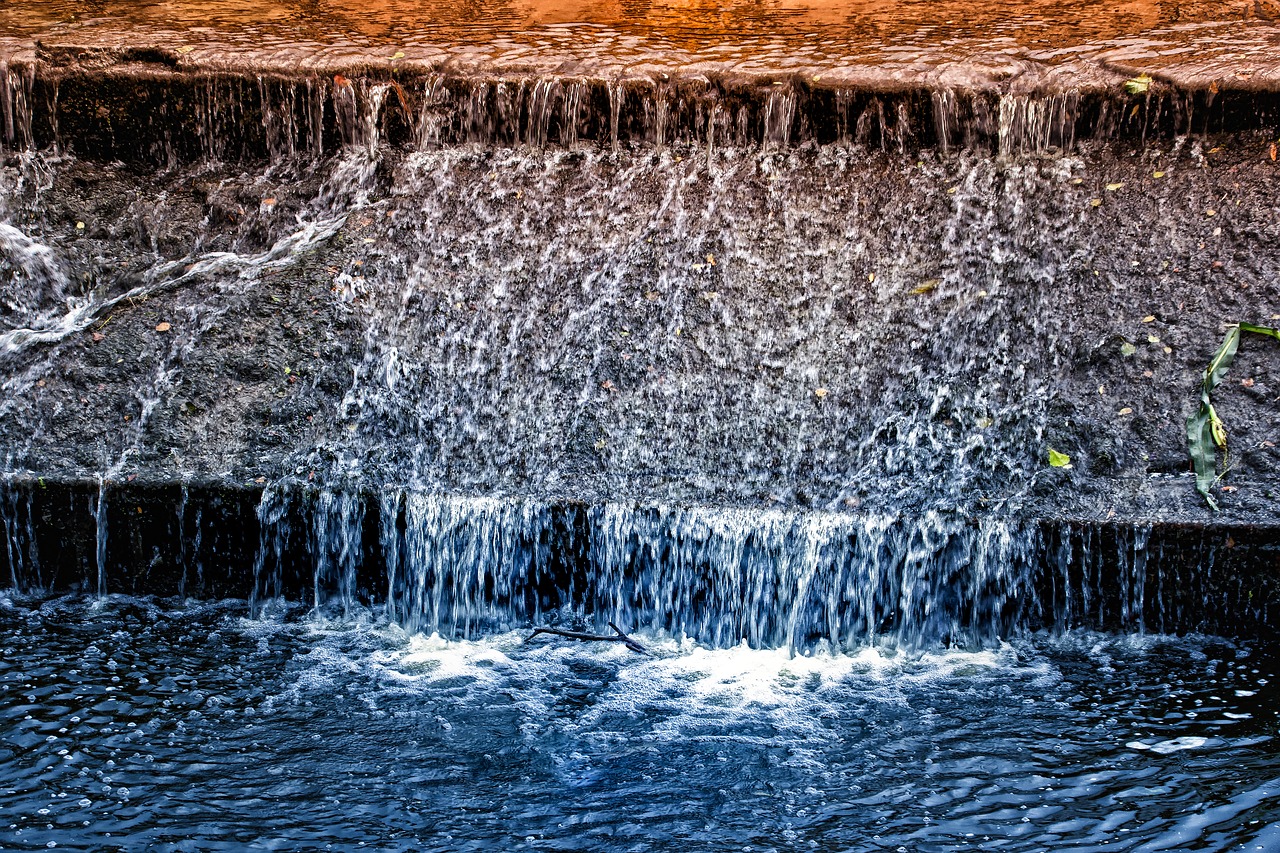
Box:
(1, 139, 1277, 520)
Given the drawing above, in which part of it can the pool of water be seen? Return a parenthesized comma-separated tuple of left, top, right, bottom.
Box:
(2, 593, 1278, 851)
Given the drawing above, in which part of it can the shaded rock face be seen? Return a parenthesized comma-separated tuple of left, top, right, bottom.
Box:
(1, 127, 1278, 523)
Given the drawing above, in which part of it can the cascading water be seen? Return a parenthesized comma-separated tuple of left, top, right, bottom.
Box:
(0, 3, 1279, 846)
(275, 489, 1035, 650)
(0, 68, 1277, 642)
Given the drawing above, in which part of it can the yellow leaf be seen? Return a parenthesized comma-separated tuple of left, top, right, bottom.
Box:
(814, 388, 829, 399)
(1106, 183, 1124, 191)
(1048, 448, 1072, 468)
(1118, 407, 1133, 415)
(1211, 416, 1227, 449)
(1153, 171, 1165, 178)
(1124, 74, 1152, 94)
(155, 322, 171, 332)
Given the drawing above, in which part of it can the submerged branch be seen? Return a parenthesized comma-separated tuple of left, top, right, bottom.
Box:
(525, 621, 648, 654)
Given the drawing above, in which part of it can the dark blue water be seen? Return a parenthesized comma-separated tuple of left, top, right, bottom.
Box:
(1, 592, 1278, 851)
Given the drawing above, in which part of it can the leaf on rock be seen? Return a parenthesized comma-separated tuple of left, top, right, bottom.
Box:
(1125, 74, 1153, 94)
(1048, 448, 1072, 469)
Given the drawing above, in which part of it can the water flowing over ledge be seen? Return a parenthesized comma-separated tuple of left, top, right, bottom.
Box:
(1, 134, 1278, 647)
(1, 9, 1278, 652)
(2, 57, 1280, 162)
(2, 9, 1280, 850)
(2, 479, 1276, 648)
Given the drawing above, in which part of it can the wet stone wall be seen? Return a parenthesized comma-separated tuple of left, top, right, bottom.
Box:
(0, 60, 1278, 644)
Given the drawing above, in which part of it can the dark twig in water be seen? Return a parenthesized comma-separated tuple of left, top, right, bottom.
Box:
(525, 621, 648, 654)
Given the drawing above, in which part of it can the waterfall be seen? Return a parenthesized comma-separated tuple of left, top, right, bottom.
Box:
(0, 58, 1277, 648)
(248, 486, 1035, 651)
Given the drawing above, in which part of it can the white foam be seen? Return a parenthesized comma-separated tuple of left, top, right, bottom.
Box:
(385, 631, 520, 684)
(1129, 736, 1215, 755)
(249, 613, 1040, 741)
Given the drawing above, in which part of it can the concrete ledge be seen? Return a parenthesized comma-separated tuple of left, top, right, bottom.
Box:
(2, 56, 1279, 161)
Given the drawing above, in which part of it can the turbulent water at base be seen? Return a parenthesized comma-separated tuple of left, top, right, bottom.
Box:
(1, 594, 1279, 852)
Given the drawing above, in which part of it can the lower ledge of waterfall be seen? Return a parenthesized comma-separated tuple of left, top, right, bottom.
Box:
(3, 477, 1276, 647)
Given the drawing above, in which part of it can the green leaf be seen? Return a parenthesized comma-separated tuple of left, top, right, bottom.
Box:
(1048, 448, 1072, 468)
(1185, 323, 1280, 509)
(1202, 325, 1241, 395)
(1239, 322, 1280, 341)
(1120, 341, 1136, 357)
(1186, 404, 1219, 510)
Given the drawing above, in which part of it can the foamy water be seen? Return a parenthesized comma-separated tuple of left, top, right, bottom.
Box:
(2, 594, 1278, 851)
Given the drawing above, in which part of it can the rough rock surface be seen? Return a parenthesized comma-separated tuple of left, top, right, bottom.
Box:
(1, 134, 1278, 527)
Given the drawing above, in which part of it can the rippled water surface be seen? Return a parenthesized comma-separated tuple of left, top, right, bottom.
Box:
(2, 593, 1278, 851)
